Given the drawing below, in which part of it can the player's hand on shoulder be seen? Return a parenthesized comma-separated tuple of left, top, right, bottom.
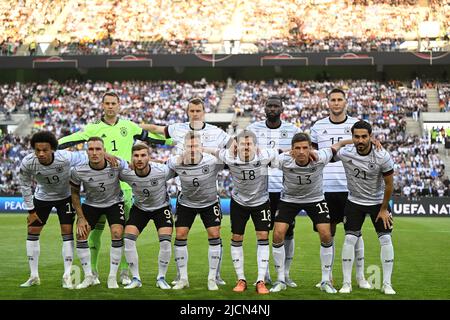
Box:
(309, 150, 318, 162)
(105, 153, 120, 167)
(371, 137, 383, 151)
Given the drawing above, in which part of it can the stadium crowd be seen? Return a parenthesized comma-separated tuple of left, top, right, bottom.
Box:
(1, 78, 448, 198)
(438, 84, 450, 112)
(1, 0, 449, 55)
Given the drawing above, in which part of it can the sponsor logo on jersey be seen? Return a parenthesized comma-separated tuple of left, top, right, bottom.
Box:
(322, 129, 328, 134)
(101, 134, 107, 138)
(120, 127, 128, 137)
(89, 177, 94, 182)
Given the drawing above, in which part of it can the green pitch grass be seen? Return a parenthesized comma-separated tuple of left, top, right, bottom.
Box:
(1, 214, 449, 300)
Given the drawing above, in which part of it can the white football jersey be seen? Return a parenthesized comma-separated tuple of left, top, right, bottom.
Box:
(335, 144, 394, 205)
(167, 122, 231, 154)
(310, 116, 358, 192)
(167, 153, 224, 208)
(277, 149, 334, 204)
(70, 160, 127, 208)
(246, 121, 300, 192)
(19, 150, 88, 210)
(217, 148, 278, 207)
(120, 163, 175, 211)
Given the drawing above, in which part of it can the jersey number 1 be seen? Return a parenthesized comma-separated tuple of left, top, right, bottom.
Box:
(111, 140, 118, 152)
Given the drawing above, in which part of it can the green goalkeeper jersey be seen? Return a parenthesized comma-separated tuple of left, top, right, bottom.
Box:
(58, 117, 172, 190)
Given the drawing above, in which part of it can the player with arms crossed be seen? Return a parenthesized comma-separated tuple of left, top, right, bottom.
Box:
(19, 131, 89, 288)
(310, 88, 371, 289)
(270, 133, 349, 293)
(246, 95, 300, 287)
(58, 92, 170, 285)
(119, 143, 176, 289)
(206, 130, 278, 294)
(167, 132, 224, 291)
(70, 137, 128, 289)
(335, 121, 396, 295)
(142, 97, 231, 286)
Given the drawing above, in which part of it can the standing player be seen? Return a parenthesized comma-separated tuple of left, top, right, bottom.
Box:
(310, 88, 371, 289)
(167, 132, 224, 291)
(270, 133, 347, 293)
(19, 131, 88, 288)
(246, 95, 300, 287)
(58, 91, 171, 285)
(119, 143, 176, 289)
(70, 137, 128, 289)
(335, 121, 396, 295)
(141, 97, 231, 285)
(206, 130, 277, 294)
(141, 97, 231, 154)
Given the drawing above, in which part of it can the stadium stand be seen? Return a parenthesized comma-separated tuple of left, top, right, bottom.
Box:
(1, 0, 448, 55)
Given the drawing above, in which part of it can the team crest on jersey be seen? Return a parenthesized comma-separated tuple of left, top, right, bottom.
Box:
(56, 166, 64, 173)
(253, 161, 261, 167)
(109, 171, 115, 178)
(120, 127, 128, 137)
(344, 127, 351, 134)
(368, 162, 376, 170)
(151, 178, 158, 186)
(310, 167, 317, 172)
(202, 166, 210, 174)
(281, 130, 288, 138)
